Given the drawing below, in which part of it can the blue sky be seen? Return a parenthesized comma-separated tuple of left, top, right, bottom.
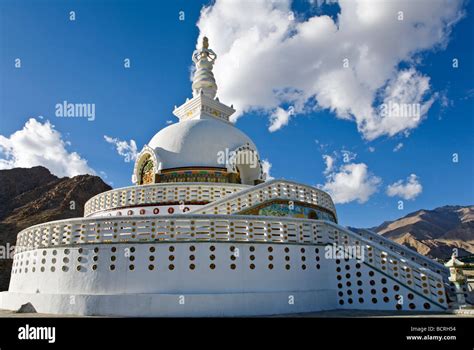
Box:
(0, 0, 473, 228)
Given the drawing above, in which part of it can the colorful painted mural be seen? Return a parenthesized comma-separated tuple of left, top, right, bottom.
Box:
(155, 168, 240, 184)
(140, 159, 155, 185)
(240, 200, 337, 223)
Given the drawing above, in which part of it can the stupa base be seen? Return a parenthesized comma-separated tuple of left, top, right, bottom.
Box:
(0, 290, 335, 317)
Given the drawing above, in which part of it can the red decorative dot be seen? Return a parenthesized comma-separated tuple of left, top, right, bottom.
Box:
(183, 207, 190, 213)
(140, 209, 146, 215)
(168, 207, 175, 214)
(153, 208, 160, 215)
(127, 210, 134, 215)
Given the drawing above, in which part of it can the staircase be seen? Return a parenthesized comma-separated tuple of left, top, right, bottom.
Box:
(190, 179, 456, 305)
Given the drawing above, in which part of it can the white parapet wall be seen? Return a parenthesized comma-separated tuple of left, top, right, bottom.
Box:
(1, 215, 448, 316)
(84, 182, 250, 217)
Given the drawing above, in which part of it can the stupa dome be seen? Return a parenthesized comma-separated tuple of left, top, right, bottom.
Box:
(132, 37, 265, 186)
(148, 118, 257, 170)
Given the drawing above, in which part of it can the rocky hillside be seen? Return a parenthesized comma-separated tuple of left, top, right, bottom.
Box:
(0, 166, 111, 290)
(355, 205, 474, 260)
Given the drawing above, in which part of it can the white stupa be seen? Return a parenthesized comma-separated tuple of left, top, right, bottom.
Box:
(0, 37, 453, 316)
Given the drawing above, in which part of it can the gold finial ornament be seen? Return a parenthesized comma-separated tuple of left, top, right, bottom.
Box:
(203, 36, 209, 49)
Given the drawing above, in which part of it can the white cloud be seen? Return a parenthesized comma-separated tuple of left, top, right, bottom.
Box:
(268, 107, 292, 132)
(393, 142, 404, 152)
(368, 146, 375, 153)
(104, 135, 138, 163)
(0, 118, 94, 177)
(386, 173, 422, 200)
(320, 162, 381, 204)
(261, 159, 274, 181)
(322, 154, 334, 174)
(372, 68, 435, 139)
(197, 0, 464, 140)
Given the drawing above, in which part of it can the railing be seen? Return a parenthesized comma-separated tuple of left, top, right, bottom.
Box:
(181, 179, 447, 282)
(84, 182, 250, 217)
(190, 179, 338, 220)
(353, 229, 449, 281)
(15, 215, 330, 251)
(326, 222, 447, 309)
(83, 179, 447, 285)
(13, 214, 446, 308)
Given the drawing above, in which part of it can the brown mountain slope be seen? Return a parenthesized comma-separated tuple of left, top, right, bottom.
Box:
(0, 166, 111, 290)
(0, 166, 57, 219)
(367, 205, 474, 259)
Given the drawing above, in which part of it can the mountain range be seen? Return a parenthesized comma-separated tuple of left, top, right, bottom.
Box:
(350, 205, 473, 260)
